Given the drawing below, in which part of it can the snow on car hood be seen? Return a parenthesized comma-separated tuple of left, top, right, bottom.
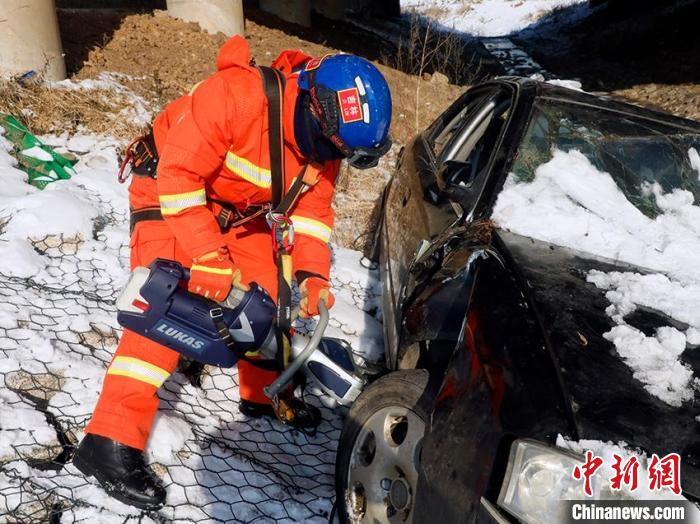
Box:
(493, 149, 700, 408)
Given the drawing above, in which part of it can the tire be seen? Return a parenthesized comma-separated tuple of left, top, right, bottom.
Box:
(335, 370, 433, 524)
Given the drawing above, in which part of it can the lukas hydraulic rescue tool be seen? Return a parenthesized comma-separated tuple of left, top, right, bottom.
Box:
(116, 258, 366, 406)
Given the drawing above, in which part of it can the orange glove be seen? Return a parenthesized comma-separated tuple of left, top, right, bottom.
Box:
(188, 247, 248, 301)
(299, 276, 335, 318)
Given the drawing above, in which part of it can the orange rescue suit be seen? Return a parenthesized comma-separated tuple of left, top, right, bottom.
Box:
(85, 36, 340, 450)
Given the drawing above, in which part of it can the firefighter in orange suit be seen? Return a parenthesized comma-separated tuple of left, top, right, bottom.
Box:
(72, 35, 392, 510)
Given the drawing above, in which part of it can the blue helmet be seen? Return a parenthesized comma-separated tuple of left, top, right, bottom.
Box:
(298, 54, 392, 169)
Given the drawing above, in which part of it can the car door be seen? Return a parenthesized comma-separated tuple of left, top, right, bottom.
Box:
(381, 84, 516, 368)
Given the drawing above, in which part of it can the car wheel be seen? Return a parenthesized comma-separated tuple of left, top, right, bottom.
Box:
(335, 370, 433, 523)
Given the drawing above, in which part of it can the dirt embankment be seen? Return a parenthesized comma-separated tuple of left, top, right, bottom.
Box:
(0, 9, 464, 252)
(71, 10, 464, 145)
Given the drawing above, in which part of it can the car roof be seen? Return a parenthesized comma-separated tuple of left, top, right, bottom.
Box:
(490, 76, 700, 133)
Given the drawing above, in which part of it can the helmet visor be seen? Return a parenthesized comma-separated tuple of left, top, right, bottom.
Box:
(346, 137, 392, 170)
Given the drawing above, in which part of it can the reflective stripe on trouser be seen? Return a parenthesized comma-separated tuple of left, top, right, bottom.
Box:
(84, 329, 180, 450)
(290, 215, 332, 243)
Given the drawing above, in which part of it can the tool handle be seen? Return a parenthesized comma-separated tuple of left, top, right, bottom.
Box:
(264, 301, 329, 399)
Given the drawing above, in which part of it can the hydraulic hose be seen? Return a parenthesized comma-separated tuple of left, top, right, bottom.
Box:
(264, 301, 329, 399)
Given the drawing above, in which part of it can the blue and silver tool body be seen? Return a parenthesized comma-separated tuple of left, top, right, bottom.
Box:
(116, 259, 367, 405)
(116, 259, 276, 367)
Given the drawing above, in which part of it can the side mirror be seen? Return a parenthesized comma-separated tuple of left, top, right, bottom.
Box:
(436, 160, 474, 205)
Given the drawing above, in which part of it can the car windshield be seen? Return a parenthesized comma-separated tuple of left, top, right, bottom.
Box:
(511, 99, 700, 218)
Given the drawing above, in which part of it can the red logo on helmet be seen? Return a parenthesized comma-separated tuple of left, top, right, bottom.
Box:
(304, 54, 332, 71)
(337, 88, 363, 123)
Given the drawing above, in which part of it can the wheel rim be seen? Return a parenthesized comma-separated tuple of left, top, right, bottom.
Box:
(346, 406, 425, 523)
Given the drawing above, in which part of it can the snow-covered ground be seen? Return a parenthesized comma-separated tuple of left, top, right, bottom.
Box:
(493, 148, 700, 408)
(0, 107, 383, 520)
(401, 0, 589, 37)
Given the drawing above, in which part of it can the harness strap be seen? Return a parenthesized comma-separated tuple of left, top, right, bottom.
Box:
(258, 66, 286, 209)
(130, 202, 269, 236)
(129, 207, 163, 235)
(257, 65, 308, 217)
(210, 200, 270, 231)
(119, 130, 159, 184)
(276, 165, 308, 216)
(257, 65, 297, 407)
(209, 307, 250, 361)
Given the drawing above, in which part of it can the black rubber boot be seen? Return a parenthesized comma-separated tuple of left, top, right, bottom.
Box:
(240, 396, 321, 430)
(73, 434, 166, 511)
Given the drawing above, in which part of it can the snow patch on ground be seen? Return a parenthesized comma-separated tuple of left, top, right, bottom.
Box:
(146, 412, 194, 465)
(401, 0, 589, 37)
(0, 390, 57, 460)
(493, 149, 700, 407)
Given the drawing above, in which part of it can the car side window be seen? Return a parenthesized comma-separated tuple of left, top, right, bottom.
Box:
(451, 97, 511, 179)
(427, 87, 500, 160)
(439, 92, 513, 215)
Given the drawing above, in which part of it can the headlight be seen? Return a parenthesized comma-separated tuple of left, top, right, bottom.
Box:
(497, 439, 626, 524)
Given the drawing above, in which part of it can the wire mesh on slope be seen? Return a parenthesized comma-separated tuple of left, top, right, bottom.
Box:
(0, 180, 378, 523)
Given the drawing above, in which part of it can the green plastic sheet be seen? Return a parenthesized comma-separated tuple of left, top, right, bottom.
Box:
(0, 113, 78, 190)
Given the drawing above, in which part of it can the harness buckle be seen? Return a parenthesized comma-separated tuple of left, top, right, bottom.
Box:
(118, 147, 135, 184)
(267, 211, 295, 254)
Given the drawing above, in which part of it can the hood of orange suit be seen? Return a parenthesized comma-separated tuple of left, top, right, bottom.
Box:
(216, 35, 251, 71)
(217, 35, 314, 75)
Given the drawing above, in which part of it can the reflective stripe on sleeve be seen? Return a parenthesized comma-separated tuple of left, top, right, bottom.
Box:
(159, 188, 207, 215)
(291, 215, 332, 243)
(107, 356, 171, 388)
(225, 151, 271, 188)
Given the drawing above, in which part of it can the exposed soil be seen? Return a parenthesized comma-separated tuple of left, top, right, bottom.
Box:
(611, 84, 700, 124)
(69, 10, 464, 145)
(72, 11, 226, 107)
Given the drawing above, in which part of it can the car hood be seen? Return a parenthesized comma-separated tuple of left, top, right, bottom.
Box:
(496, 230, 700, 497)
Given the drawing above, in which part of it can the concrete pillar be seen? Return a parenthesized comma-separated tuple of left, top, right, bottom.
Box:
(313, 0, 345, 21)
(166, 0, 244, 36)
(259, 0, 311, 27)
(0, 0, 66, 80)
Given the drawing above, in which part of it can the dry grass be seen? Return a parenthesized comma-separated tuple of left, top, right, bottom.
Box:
(0, 77, 149, 141)
(467, 218, 497, 244)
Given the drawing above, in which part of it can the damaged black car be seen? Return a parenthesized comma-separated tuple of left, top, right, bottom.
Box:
(335, 77, 700, 524)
